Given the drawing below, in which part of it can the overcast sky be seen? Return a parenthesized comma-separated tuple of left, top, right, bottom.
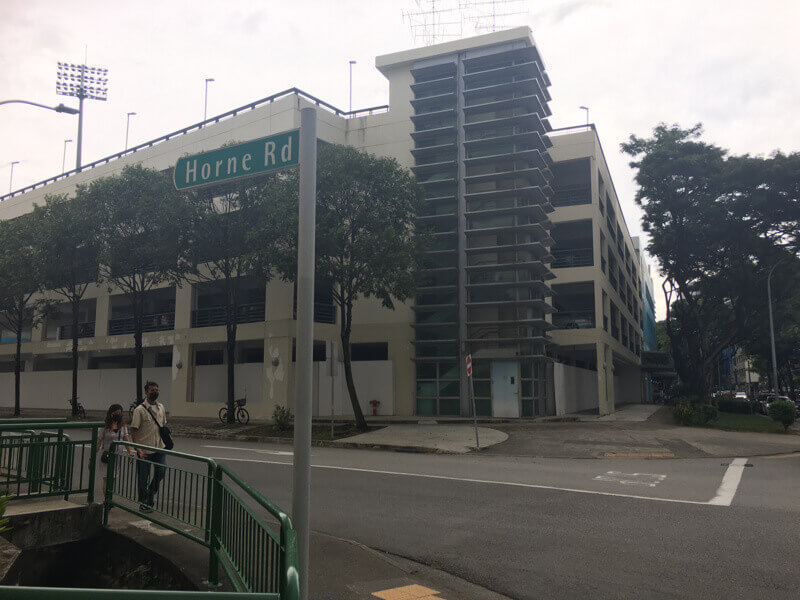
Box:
(2, 0, 799, 320)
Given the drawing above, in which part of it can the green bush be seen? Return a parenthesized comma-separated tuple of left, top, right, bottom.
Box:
(673, 400, 718, 426)
(272, 405, 294, 432)
(716, 397, 753, 414)
(768, 401, 796, 431)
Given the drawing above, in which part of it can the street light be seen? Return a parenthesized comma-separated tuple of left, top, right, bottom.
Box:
(0, 99, 79, 114)
(767, 263, 781, 393)
(349, 61, 357, 113)
(579, 105, 589, 125)
(204, 78, 215, 123)
(62, 139, 73, 174)
(56, 61, 109, 172)
(9, 161, 20, 193)
(125, 112, 137, 150)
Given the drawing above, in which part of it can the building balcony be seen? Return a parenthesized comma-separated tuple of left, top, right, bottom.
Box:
(552, 184, 591, 207)
(191, 303, 266, 328)
(291, 302, 336, 325)
(552, 311, 595, 330)
(410, 92, 457, 112)
(410, 75, 457, 98)
(57, 322, 96, 340)
(108, 312, 175, 336)
(551, 247, 593, 269)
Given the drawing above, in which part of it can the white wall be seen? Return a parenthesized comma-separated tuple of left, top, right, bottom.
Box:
(192, 363, 264, 404)
(554, 363, 599, 415)
(614, 371, 642, 406)
(0, 367, 172, 412)
(313, 360, 393, 417)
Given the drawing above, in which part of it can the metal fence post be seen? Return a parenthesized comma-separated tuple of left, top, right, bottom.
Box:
(103, 450, 116, 526)
(86, 427, 98, 504)
(207, 463, 222, 587)
(27, 433, 43, 494)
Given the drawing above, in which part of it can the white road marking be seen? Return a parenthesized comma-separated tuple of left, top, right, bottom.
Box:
(207, 456, 713, 506)
(707, 458, 748, 506)
(594, 471, 667, 487)
(202, 444, 293, 456)
(129, 519, 176, 536)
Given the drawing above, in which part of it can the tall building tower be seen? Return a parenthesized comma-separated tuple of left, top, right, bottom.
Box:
(378, 28, 555, 417)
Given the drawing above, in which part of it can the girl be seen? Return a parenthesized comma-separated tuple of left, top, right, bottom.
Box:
(98, 403, 134, 495)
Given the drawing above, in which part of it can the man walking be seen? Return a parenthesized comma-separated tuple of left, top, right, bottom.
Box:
(130, 381, 167, 513)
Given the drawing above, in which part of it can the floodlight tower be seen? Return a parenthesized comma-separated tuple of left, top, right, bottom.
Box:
(56, 61, 108, 171)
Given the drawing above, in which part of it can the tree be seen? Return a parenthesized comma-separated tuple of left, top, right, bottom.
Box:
(85, 165, 191, 402)
(183, 176, 284, 423)
(621, 124, 793, 401)
(0, 216, 45, 415)
(33, 193, 100, 417)
(263, 144, 426, 431)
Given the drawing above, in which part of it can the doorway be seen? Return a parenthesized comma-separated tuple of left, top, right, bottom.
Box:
(491, 360, 519, 418)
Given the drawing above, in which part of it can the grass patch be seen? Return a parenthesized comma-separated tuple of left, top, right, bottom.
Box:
(712, 412, 787, 434)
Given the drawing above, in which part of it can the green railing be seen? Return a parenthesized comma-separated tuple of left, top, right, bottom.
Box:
(104, 441, 299, 600)
(0, 421, 101, 502)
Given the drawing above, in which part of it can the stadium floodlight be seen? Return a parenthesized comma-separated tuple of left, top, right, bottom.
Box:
(56, 61, 109, 171)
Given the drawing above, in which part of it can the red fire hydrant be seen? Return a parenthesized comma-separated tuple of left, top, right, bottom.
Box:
(369, 400, 380, 416)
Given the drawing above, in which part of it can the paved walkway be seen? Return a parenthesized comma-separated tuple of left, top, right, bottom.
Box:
(332, 425, 508, 454)
(591, 403, 663, 422)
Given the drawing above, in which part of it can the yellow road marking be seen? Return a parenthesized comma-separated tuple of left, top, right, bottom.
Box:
(603, 452, 675, 458)
(763, 452, 800, 459)
(372, 585, 443, 600)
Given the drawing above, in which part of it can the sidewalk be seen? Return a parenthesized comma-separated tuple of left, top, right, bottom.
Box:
(107, 508, 508, 600)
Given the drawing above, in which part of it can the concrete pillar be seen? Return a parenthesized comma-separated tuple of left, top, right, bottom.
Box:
(95, 294, 110, 337)
(597, 341, 616, 416)
(30, 322, 45, 343)
(169, 342, 194, 415)
(388, 333, 413, 416)
(174, 283, 193, 330)
(262, 334, 292, 421)
(266, 280, 295, 320)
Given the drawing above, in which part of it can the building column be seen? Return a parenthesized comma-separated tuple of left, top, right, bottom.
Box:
(597, 341, 615, 416)
(174, 283, 193, 330)
(95, 294, 110, 337)
(169, 342, 194, 416)
(262, 334, 292, 421)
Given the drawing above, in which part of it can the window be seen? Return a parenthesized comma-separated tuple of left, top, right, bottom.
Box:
(351, 343, 388, 361)
(195, 350, 224, 365)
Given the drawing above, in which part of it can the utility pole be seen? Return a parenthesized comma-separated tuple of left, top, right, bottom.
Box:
(580, 105, 589, 125)
(204, 78, 215, 123)
(9, 161, 20, 193)
(125, 112, 136, 150)
(348, 61, 356, 112)
(767, 263, 780, 394)
(62, 139, 72, 174)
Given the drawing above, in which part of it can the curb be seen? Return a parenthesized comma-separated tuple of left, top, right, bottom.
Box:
(171, 430, 460, 455)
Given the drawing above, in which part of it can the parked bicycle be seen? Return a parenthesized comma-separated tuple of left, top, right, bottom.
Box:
(219, 397, 249, 425)
(66, 397, 86, 419)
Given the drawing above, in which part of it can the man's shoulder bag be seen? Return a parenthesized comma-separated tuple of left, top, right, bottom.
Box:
(145, 405, 174, 451)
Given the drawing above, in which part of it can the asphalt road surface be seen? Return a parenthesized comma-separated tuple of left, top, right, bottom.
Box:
(172, 437, 800, 600)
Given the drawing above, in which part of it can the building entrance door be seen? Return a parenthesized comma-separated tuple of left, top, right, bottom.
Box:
(491, 360, 519, 418)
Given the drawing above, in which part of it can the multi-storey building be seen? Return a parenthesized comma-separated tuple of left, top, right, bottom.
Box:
(633, 237, 658, 401)
(546, 125, 644, 415)
(0, 27, 643, 419)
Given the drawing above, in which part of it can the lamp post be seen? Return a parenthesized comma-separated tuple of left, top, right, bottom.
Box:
(767, 263, 781, 393)
(579, 105, 589, 125)
(349, 61, 356, 112)
(62, 139, 73, 174)
(204, 78, 214, 123)
(125, 112, 136, 150)
(9, 161, 20, 193)
(56, 61, 109, 172)
(0, 99, 79, 113)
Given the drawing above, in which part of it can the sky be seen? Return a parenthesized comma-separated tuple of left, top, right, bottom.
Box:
(1, 0, 799, 321)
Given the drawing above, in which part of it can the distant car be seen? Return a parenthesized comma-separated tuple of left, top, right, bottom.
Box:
(758, 394, 798, 416)
(734, 391, 749, 400)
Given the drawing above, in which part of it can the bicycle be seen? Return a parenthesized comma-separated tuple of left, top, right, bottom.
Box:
(66, 397, 86, 420)
(219, 397, 250, 425)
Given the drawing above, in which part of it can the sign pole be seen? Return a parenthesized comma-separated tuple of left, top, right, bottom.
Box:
(330, 340, 336, 439)
(292, 107, 317, 600)
(466, 353, 479, 449)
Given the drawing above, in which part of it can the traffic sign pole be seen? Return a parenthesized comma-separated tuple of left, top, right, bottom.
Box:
(292, 107, 317, 600)
(466, 354, 479, 449)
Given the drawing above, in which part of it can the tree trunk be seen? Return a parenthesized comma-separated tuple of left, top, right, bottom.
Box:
(340, 299, 367, 432)
(13, 308, 22, 417)
(71, 298, 80, 417)
(133, 297, 144, 403)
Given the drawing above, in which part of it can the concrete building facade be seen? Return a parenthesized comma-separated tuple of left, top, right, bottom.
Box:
(0, 28, 643, 418)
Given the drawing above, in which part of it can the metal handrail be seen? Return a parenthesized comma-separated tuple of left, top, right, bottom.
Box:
(56, 322, 96, 340)
(104, 441, 299, 599)
(108, 312, 175, 335)
(1, 87, 388, 201)
(551, 247, 592, 268)
(191, 303, 266, 328)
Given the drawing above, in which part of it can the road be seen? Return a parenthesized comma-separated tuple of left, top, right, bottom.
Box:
(171, 436, 800, 600)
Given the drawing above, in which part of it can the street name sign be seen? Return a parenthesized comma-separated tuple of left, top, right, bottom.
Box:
(173, 128, 299, 190)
